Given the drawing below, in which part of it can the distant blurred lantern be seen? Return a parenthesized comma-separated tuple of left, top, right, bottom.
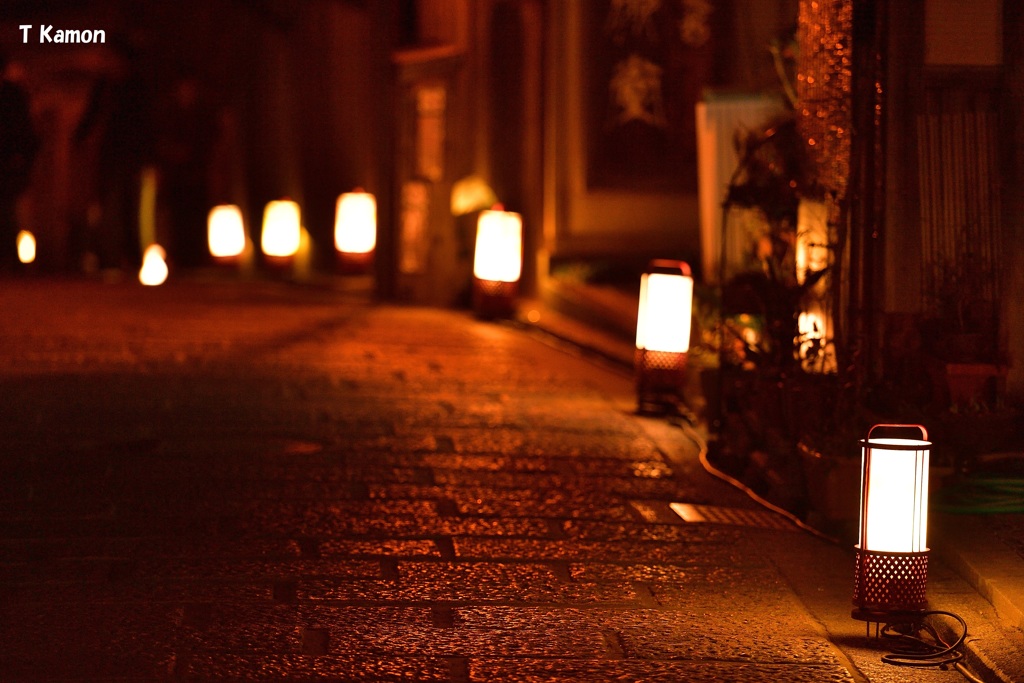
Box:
(797, 311, 825, 352)
(208, 204, 246, 261)
(16, 230, 35, 264)
(635, 260, 693, 412)
(852, 424, 931, 627)
(261, 199, 301, 263)
(797, 307, 836, 373)
(139, 244, 169, 286)
(450, 175, 498, 216)
(334, 190, 376, 271)
(472, 206, 522, 317)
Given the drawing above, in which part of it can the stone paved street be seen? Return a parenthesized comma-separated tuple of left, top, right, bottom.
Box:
(0, 277, 1018, 682)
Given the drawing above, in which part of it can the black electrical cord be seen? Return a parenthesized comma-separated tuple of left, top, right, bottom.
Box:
(880, 610, 967, 669)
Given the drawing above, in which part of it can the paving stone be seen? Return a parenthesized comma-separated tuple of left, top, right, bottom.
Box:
(650, 580, 816, 614)
(568, 563, 780, 584)
(379, 452, 560, 473)
(295, 514, 554, 538)
(429, 470, 687, 500)
(131, 558, 384, 580)
(132, 536, 307, 560)
(453, 537, 747, 564)
(559, 519, 744, 544)
(368, 486, 643, 522)
(177, 603, 302, 652)
(612, 610, 842, 664)
(299, 567, 636, 604)
(467, 659, 857, 683)
(4, 572, 295, 603)
(318, 539, 442, 558)
(256, 606, 610, 659)
(444, 428, 665, 460)
(0, 600, 179, 679)
(179, 653, 453, 681)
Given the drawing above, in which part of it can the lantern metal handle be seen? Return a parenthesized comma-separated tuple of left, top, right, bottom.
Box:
(647, 259, 691, 277)
(866, 423, 928, 442)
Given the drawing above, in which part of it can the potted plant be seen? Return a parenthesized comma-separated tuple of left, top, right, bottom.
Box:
(922, 252, 1006, 413)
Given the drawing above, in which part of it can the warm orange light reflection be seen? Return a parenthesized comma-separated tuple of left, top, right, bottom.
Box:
(208, 205, 246, 258)
(334, 191, 376, 254)
(636, 271, 694, 354)
(798, 311, 825, 349)
(16, 230, 35, 264)
(450, 175, 498, 216)
(261, 200, 301, 258)
(796, 199, 829, 286)
(473, 209, 522, 283)
(139, 244, 169, 286)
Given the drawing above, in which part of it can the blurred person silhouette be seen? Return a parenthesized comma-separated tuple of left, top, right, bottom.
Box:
(154, 71, 215, 269)
(0, 50, 39, 270)
(73, 38, 153, 271)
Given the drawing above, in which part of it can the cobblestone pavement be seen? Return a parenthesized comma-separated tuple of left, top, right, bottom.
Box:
(0, 277, 1018, 682)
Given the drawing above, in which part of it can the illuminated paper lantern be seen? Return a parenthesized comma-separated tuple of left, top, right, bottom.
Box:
(852, 424, 931, 625)
(472, 207, 522, 317)
(16, 230, 35, 264)
(473, 208, 522, 282)
(139, 244, 169, 286)
(334, 190, 376, 273)
(635, 260, 693, 412)
(208, 205, 246, 260)
(335, 191, 376, 254)
(261, 200, 301, 260)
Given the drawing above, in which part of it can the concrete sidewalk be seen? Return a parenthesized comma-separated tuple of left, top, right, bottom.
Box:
(0, 276, 1021, 682)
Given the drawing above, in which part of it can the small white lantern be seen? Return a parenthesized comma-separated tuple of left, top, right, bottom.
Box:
(334, 190, 376, 273)
(335, 190, 376, 254)
(472, 206, 522, 317)
(634, 259, 693, 411)
(208, 205, 247, 260)
(261, 199, 301, 261)
(853, 424, 931, 624)
(16, 230, 36, 264)
(139, 244, 169, 286)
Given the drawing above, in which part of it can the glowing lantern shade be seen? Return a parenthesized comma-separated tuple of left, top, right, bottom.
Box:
(634, 260, 693, 411)
(335, 191, 376, 254)
(334, 190, 376, 274)
(16, 230, 35, 264)
(208, 205, 246, 259)
(472, 207, 522, 317)
(852, 424, 931, 625)
(261, 200, 301, 259)
(473, 208, 522, 282)
(139, 244, 169, 286)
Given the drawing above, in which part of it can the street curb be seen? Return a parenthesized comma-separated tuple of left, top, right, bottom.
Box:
(935, 515, 1024, 632)
(513, 298, 635, 373)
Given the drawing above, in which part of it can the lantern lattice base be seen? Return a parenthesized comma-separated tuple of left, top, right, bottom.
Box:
(473, 279, 518, 318)
(852, 547, 929, 621)
(635, 349, 687, 413)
